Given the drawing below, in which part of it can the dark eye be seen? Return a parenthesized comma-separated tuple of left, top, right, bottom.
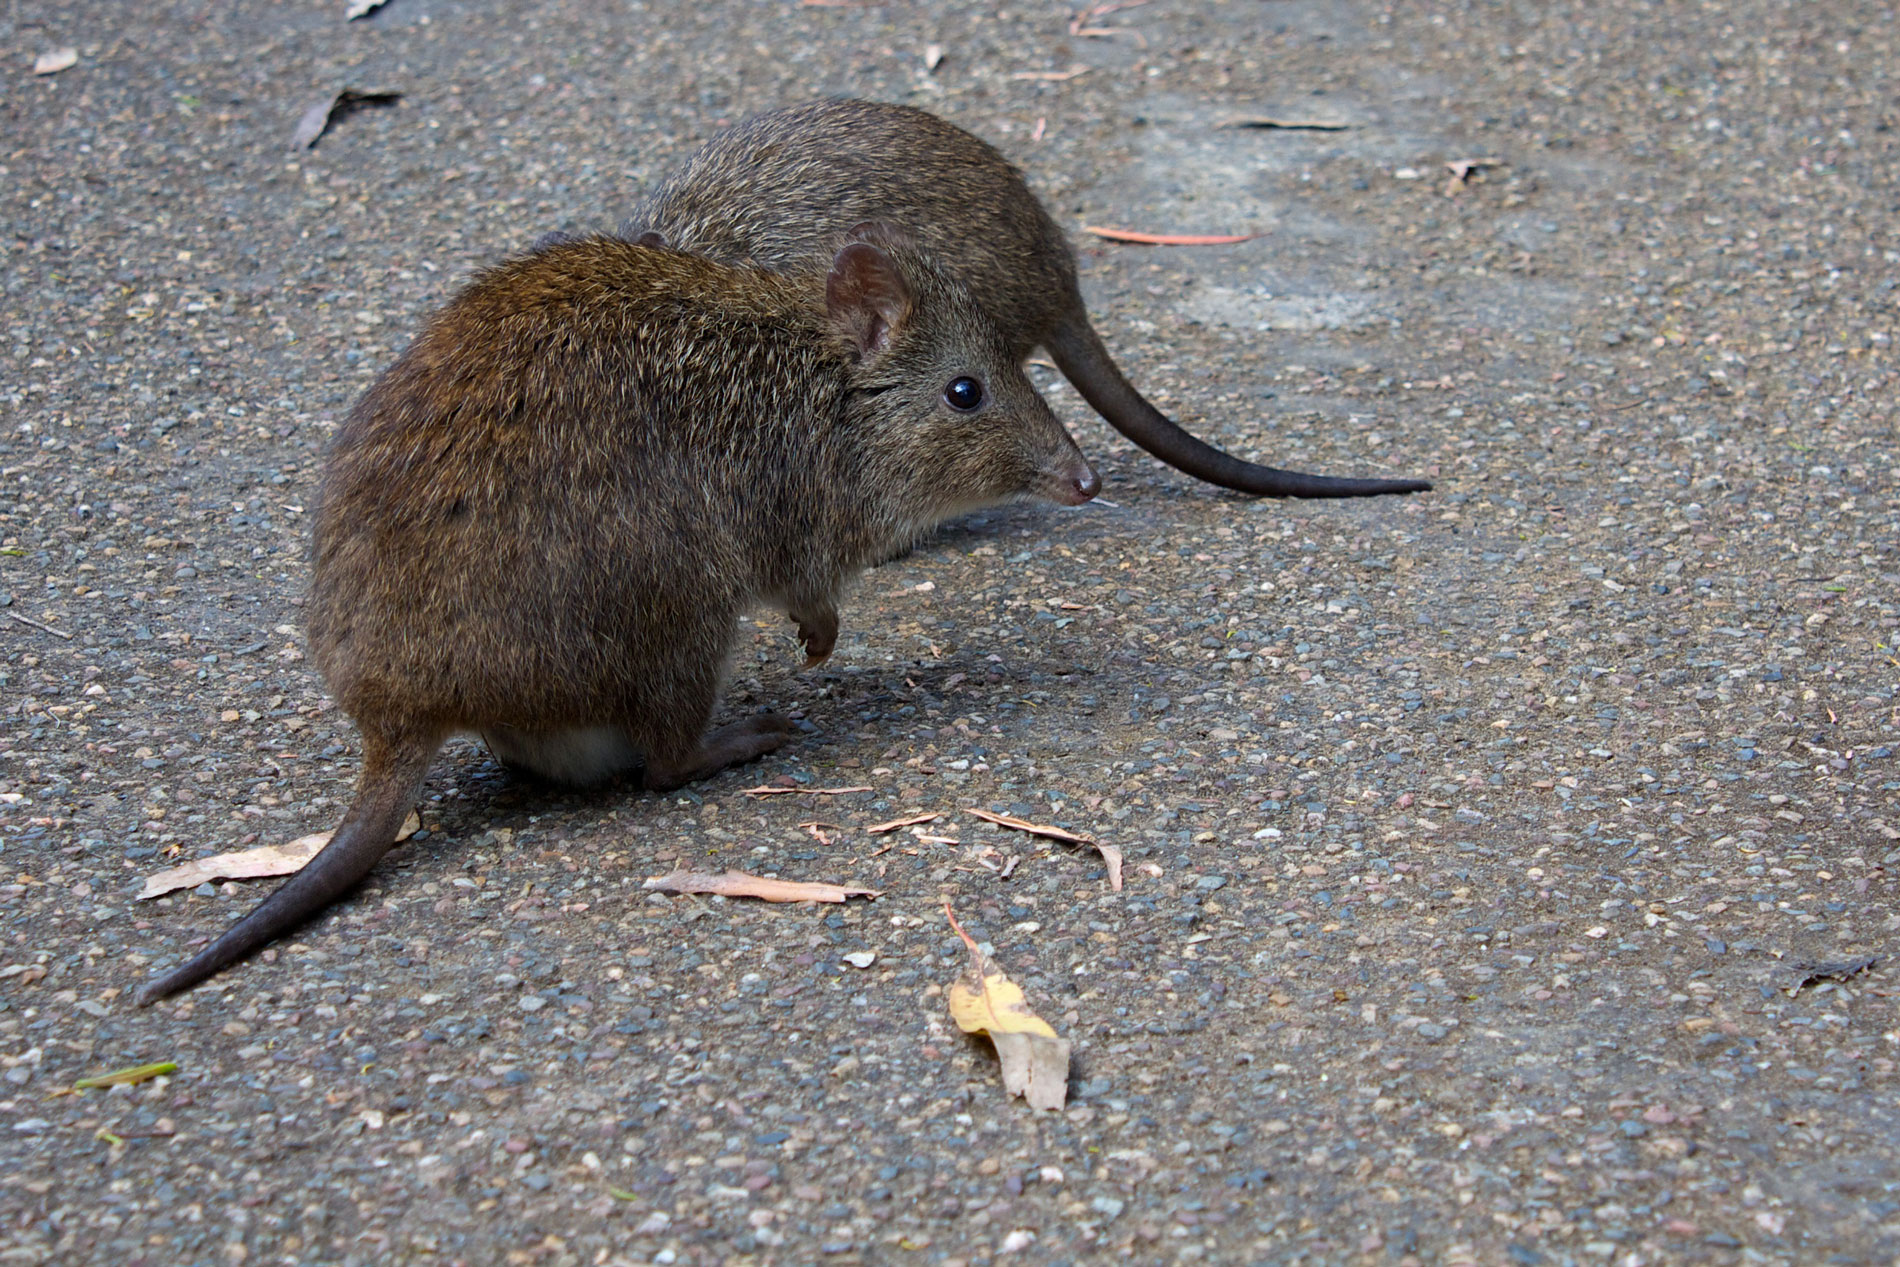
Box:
(944, 376, 984, 412)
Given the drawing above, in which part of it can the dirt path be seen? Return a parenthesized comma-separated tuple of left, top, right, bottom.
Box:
(2, 1, 1894, 1263)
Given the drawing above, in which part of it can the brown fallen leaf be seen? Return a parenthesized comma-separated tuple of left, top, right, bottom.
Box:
(1082, 226, 1259, 246)
(1443, 158, 1506, 196)
(740, 784, 873, 798)
(292, 87, 403, 150)
(944, 901, 1070, 1111)
(642, 869, 880, 904)
(798, 821, 840, 846)
(1217, 116, 1350, 131)
(965, 808, 1122, 891)
(866, 812, 941, 834)
(34, 48, 78, 75)
(139, 812, 420, 900)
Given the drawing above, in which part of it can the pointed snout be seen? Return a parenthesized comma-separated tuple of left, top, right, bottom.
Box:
(1048, 455, 1100, 506)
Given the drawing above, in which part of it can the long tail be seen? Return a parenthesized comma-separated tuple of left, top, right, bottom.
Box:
(1046, 320, 1432, 499)
(136, 730, 442, 1005)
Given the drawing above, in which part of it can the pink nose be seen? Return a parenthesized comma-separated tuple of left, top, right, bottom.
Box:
(1069, 463, 1101, 504)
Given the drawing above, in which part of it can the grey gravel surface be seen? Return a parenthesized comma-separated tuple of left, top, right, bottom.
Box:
(3, 1, 1897, 1264)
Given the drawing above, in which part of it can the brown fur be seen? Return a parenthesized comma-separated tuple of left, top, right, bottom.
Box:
(137, 226, 1096, 1003)
(634, 99, 1431, 499)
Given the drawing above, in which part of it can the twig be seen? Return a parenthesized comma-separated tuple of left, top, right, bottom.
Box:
(967, 808, 1123, 891)
(740, 784, 873, 798)
(7, 612, 73, 640)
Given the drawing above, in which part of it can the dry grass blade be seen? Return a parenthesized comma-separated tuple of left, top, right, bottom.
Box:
(965, 809, 1123, 891)
(641, 869, 880, 903)
(73, 1061, 177, 1091)
(139, 812, 420, 900)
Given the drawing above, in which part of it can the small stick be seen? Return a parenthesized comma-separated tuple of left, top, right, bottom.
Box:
(740, 784, 873, 798)
(7, 612, 74, 640)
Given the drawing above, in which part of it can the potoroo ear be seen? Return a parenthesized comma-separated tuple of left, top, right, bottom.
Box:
(826, 239, 913, 358)
(843, 220, 917, 253)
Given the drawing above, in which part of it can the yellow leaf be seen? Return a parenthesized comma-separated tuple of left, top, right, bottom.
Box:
(948, 968, 1058, 1041)
(943, 900, 1070, 1111)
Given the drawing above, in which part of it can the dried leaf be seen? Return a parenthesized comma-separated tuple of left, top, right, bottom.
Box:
(73, 1061, 177, 1091)
(740, 784, 872, 798)
(641, 869, 880, 904)
(1082, 226, 1259, 246)
(1218, 116, 1349, 131)
(1443, 157, 1506, 197)
(944, 901, 1070, 1111)
(346, 0, 391, 17)
(1011, 66, 1090, 81)
(1787, 956, 1879, 994)
(292, 87, 402, 150)
(866, 812, 941, 834)
(966, 808, 1122, 891)
(34, 48, 78, 75)
(965, 807, 1089, 845)
(139, 812, 420, 900)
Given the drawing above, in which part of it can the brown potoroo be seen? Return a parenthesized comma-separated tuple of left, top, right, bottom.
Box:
(137, 225, 1097, 1002)
(634, 98, 1430, 500)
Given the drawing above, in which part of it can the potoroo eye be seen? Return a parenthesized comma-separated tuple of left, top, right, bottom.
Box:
(944, 375, 984, 412)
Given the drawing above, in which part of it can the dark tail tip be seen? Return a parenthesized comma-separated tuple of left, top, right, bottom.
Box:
(1046, 319, 1435, 500)
(136, 734, 439, 1004)
(1260, 473, 1433, 499)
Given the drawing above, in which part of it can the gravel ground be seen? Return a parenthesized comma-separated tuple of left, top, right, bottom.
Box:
(3, 1, 1897, 1264)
